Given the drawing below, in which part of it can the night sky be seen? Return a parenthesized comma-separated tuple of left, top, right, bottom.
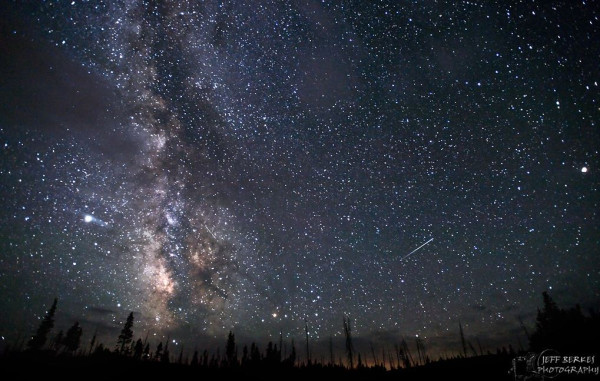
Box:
(1, 1, 598, 358)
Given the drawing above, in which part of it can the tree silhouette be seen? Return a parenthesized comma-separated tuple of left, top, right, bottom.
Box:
(117, 312, 134, 354)
(155, 342, 163, 360)
(329, 336, 334, 365)
(14, 294, 599, 376)
(202, 349, 209, 367)
(459, 321, 467, 358)
(279, 332, 283, 363)
(250, 342, 260, 365)
(304, 319, 311, 364)
(415, 337, 427, 365)
(52, 330, 64, 351)
(27, 298, 58, 350)
(63, 321, 83, 353)
(343, 316, 354, 369)
(400, 338, 413, 368)
(288, 338, 296, 366)
(241, 345, 248, 367)
(133, 338, 143, 360)
(191, 349, 199, 366)
(94, 343, 106, 355)
(225, 331, 237, 367)
(178, 345, 184, 364)
(265, 341, 280, 366)
(530, 291, 569, 351)
(89, 330, 97, 355)
(143, 342, 150, 360)
(529, 291, 600, 352)
(161, 339, 170, 363)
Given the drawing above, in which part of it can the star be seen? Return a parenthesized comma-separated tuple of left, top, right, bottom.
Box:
(0, 0, 597, 362)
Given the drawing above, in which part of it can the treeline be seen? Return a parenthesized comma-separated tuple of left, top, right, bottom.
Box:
(1, 292, 598, 379)
(529, 291, 600, 353)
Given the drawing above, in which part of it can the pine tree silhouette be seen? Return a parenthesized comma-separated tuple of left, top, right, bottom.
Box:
(529, 291, 600, 352)
(265, 341, 281, 366)
(241, 345, 248, 367)
(225, 331, 237, 367)
(117, 312, 134, 354)
(63, 321, 83, 353)
(250, 342, 260, 365)
(133, 338, 143, 360)
(27, 298, 58, 351)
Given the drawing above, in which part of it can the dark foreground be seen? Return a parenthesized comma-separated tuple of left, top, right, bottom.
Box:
(4, 350, 599, 380)
(0, 351, 515, 381)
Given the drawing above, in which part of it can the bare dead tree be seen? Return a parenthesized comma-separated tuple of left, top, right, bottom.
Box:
(343, 315, 355, 369)
(459, 321, 467, 358)
(304, 319, 311, 365)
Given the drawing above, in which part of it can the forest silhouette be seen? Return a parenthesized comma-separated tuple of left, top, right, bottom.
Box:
(1, 292, 598, 380)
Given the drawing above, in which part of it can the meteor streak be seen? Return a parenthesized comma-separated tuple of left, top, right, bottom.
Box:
(400, 237, 434, 261)
(204, 224, 217, 240)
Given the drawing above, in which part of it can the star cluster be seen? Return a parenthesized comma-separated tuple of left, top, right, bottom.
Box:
(0, 1, 598, 354)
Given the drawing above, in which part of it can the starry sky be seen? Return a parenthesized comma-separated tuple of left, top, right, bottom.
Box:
(0, 0, 598, 358)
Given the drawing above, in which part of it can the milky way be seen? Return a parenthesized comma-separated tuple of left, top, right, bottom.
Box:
(0, 1, 598, 355)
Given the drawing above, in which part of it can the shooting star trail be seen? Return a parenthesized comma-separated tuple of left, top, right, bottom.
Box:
(204, 224, 217, 240)
(400, 237, 434, 261)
